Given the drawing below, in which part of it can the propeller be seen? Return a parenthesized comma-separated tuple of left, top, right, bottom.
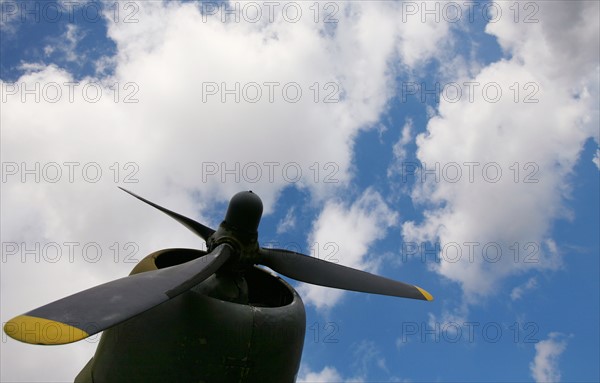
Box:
(4, 189, 432, 345)
(117, 187, 215, 241)
(4, 246, 233, 345)
(258, 248, 432, 301)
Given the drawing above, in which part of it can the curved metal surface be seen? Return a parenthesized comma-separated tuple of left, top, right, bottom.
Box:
(75, 252, 305, 383)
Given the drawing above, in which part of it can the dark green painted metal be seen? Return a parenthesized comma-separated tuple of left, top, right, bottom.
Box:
(75, 255, 305, 383)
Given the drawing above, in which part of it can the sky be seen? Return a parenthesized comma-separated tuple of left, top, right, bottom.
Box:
(0, 0, 598, 382)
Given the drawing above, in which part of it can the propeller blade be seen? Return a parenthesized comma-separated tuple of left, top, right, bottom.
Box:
(3, 244, 234, 345)
(119, 187, 215, 241)
(258, 248, 433, 301)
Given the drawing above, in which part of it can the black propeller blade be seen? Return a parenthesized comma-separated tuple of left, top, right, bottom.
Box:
(259, 248, 432, 301)
(118, 187, 215, 241)
(3, 245, 233, 345)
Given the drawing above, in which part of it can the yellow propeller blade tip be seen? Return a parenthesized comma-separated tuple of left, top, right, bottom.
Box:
(416, 286, 434, 301)
(3, 315, 89, 345)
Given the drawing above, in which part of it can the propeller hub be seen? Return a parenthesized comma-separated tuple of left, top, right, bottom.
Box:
(224, 191, 263, 234)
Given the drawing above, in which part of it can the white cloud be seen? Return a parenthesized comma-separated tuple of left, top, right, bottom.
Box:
(387, 119, 414, 177)
(530, 332, 569, 383)
(299, 341, 400, 383)
(44, 24, 83, 62)
(277, 206, 296, 234)
(297, 366, 344, 382)
(0, 0, 19, 34)
(427, 301, 468, 330)
(298, 364, 366, 383)
(510, 277, 538, 301)
(402, 1, 599, 303)
(1, 1, 457, 381)
(352, 340, 388, 378)
(296, 189, 398, 310)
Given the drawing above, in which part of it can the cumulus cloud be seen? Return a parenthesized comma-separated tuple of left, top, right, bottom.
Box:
(401, 1, 599, 303)
(1, 2, 456, 381)
(298, 364, 367, 383)
(299, 341, 401, 383)
(530, 332, 569, 383)
(296, 189, 398, 310)
(297, 365, 344, 383)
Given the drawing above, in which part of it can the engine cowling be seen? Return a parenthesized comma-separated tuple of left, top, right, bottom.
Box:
(75, 249, 305, 383)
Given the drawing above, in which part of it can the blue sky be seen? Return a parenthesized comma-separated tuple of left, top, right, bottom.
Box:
(1, 1, 599, 382)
